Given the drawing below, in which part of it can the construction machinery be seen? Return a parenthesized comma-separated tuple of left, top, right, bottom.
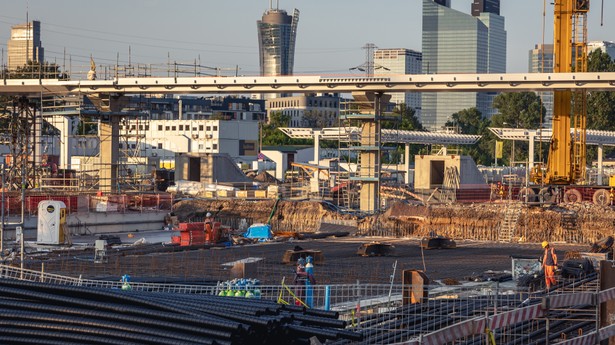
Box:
(530, 0, 593, 202)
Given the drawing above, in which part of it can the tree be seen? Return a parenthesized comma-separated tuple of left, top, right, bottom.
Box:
(9, 60, 65, 79)
(445, 107, 494, 165)
(381, 104, 424, 164)
(586, 49, 615, 162)
(382, 103, 423, 131)
(491, 92, 545, 129)
(260, 111, 312, 146)
(489, 92, 547, 165)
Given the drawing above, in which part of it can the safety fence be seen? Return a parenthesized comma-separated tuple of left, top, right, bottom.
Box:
(0, 192, 173, 217)
(1, 263, 612, 345)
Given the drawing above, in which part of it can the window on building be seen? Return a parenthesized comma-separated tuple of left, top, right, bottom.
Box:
(139, 125, 143, 130)
(206, 126, 211, 131)
(192, 127, 197, 131)
(213, 126, 218, 131)
(158, 125, 162, 131)
(171, 126, 176, 131)
(199, 125, 204, 131)
(179, 125, 184, 131)
(157, 143, 163, 149)
(213, 144, 218, 150)
(145, 125, 149, 130)
(198, 144, 204, 150)
(165, 126, 170, 131)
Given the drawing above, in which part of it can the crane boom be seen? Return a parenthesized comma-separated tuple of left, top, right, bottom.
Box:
(544, 0, 589, 184)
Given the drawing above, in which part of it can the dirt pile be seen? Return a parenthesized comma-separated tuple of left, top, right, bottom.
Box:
(172, 198, 615, 244)
(377, 201, 615, 244)
(172, 199, 358, 232)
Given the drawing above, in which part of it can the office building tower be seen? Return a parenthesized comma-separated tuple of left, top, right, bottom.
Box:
(528, 44, 554, 126)
(471, 0, 500, 16)
(257, 3, 299, 77)
(373, 48, 422, 116)
(7, 20, 44, 70)
(421, 0, 506, 131)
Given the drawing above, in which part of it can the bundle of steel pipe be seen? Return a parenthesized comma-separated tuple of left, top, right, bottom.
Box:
(0, 278, 359, 345)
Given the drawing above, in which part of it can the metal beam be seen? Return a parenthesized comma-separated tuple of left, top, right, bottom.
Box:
(280, 127, 480, 145)
(3, 72, 615, 95)
(488, 127, 615, 147)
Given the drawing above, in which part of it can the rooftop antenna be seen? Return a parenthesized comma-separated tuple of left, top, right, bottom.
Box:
(276, 0, 279, 9)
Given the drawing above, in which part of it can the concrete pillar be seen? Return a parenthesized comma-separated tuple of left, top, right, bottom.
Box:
(50, 116, 72, 169)
(313, 130, 321, 165)
(598, 144, 604, 185)
(404, 143, 411, 185)
(528, 133, 535, 169)
(99, 116, 120, 193)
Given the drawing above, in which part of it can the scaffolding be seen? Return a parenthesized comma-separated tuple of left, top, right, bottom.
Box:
(337, 92, 396, 213)
(9, 92, 154, 195)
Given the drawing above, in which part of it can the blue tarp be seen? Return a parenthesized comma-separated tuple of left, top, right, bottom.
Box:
(243, 224, 273, 239)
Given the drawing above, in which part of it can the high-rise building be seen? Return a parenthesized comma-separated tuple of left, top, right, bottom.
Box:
(257, 4, 299, 77)
(7, 20, 44, 70)
(528, 44, 554, 126)
(421, 0, 506, 131)
(471, 0, 500, 16)
(373, 49, 422, 116)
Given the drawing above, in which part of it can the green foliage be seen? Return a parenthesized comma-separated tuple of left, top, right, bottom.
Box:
(491, 92, 545, 129)
(586, 49, 615, 162)
(260, 111, 312, 146)
(381, 104, 424, 164)
(383, 103, 423, 131)
(445, 107, 494, 165)
(9, 60, 65, 79)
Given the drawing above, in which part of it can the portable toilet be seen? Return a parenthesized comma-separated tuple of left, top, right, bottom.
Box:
(37, 200, 67, 245)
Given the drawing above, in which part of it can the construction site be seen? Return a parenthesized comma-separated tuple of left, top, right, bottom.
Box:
(0, 1, 614, 345)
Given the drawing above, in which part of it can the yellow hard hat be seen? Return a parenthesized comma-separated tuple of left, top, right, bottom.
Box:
(541, 241, 549, 248)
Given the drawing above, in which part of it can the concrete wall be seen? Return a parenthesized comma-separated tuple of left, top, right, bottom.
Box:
(414, 155, 487, 189)
(2, 211, 166, 242)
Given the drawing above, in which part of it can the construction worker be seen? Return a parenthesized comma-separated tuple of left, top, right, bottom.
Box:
(204, 212, 214, 224)
(541, 241, 558, 291)
(294, 257, 307, 306)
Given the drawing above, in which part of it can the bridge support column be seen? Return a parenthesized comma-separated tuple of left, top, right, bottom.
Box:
(597, 144, 604, 185)
(528, 132, 535, 169)
(99, 116, 120, 193)
(350, 92, 391, 214)
(404, 143, 411, 185)
(313, 130, 321, 165)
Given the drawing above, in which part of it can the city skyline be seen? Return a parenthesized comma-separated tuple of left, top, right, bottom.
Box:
(0, 1, 613, 76)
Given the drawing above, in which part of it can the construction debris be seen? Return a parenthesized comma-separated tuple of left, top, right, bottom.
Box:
(356, 242, 395, 257)
(420, 233, 456, 250)
(282, 246, 324, 265)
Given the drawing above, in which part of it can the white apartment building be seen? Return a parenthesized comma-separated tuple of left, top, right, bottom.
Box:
(120, 119, 259, 168)
(266, 94, 339, 128)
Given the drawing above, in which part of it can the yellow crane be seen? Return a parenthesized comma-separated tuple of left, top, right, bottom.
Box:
(535, 0, 589, 185)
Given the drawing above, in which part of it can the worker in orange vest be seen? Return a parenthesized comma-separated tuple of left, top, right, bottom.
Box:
(541, 241, 558, 291)
(204, 212, 214, 242)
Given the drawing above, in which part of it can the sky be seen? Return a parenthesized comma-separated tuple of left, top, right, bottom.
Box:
(0, 0, 613, 76)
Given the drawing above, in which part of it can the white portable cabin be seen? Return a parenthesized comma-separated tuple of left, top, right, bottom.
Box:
(37, 200, 67, 245)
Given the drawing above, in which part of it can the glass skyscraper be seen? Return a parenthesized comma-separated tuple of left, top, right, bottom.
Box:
(257, 6, 299, 77)
(528, 44, 554, 127)
(7, 20, 44, 70)
(421, 0, 506, 131)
